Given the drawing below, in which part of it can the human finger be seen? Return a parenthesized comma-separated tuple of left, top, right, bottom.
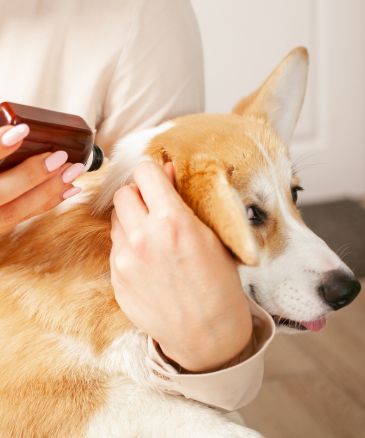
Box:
(0, 151, 69, 206)
(132, 161, 186, 214)
(113, 183, 148, 235)
(0, 124, 30, 159)
(110, 210, 130, 251)
(14, 186, 81, 227)
(0, 163, 83, 232)
(110, 211, 139, 277)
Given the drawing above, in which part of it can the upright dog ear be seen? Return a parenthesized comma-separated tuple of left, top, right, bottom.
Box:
(233, 47, 309, 144)
(177, 157, 258, 266)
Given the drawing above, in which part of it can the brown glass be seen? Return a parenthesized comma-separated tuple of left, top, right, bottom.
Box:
(0, 102, 95, 172)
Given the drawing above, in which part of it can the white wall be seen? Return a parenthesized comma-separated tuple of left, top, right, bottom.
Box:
(191, 0, 365, 204)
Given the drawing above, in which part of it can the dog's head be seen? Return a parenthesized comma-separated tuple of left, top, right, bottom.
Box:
(98, 47, 361, 333)
(145, 47, 361, 332)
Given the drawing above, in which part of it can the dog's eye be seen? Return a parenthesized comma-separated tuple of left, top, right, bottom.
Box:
(291, 185, 303, 204)
(247, 205, 267, 225)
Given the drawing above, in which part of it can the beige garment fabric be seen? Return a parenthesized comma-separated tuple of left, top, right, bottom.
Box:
(147, 298, 275, 411)
(0, 0, 204, 153)
(0, 0, 275, 410)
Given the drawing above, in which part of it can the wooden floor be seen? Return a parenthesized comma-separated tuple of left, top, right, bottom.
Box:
(240, 278, 365, 438)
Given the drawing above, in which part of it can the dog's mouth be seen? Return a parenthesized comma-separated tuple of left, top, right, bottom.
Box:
(271, 315, 326, 332)
(249, 284, 327, 332)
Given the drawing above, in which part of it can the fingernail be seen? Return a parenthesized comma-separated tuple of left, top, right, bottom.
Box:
(45, 151, 68, 172)
(63, 186, 82, 200)
(62, 163, 85, 183)
(2, 124, 30, 147)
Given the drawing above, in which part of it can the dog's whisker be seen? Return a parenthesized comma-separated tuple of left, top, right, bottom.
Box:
(342, 251, 352, 262)
(338, 250, 350, 261)
(293, 161, 327, 174)
(336, 242, 351, 254)
(340, 250, 352, 262)
(336, 243, 352, 260)
(338, 249, 349, 259)
(349, 263, 358, 274)
(291, 152, 328, 175)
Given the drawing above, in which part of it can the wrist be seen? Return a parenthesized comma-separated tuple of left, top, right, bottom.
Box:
(159, 309, 253, 372)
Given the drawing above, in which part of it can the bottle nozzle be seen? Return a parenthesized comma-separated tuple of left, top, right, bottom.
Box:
(85, 145, 104, 172)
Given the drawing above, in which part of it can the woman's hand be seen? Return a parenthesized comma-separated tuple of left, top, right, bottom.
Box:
(0, 124, 85, 235)
(110, 161, 253, 373)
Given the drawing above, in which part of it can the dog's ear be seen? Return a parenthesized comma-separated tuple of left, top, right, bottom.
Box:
(177, 156, 258, 266)
(233, 47, 309, 144)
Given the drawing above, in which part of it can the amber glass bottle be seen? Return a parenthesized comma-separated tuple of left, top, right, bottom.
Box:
(0, 102, 104, 172)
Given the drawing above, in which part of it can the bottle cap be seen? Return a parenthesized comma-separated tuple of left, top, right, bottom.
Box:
(86, 145, 104, 172)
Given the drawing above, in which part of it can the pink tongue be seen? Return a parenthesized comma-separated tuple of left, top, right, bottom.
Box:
(301, 317, 326, 332)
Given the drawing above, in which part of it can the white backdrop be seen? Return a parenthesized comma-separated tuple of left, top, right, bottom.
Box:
(191, 0, 365, 204)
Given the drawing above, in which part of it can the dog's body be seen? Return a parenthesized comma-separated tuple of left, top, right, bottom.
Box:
(0, 48, 360, 437)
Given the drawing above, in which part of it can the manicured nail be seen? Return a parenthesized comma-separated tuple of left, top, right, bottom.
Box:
(2, 124, 30, 147)
(129, 182, 138, 191)
(62, 163, 85, 183)
(45, 151, 68, 172)
(63, 186, 82, 200)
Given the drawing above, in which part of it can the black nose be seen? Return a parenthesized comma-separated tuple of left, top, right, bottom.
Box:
(318, 270, 361, 310)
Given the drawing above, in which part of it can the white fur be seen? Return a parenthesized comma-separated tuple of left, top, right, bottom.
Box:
(239, 135, 352, 326)
(56, 329, 152, 386)
(94, 121, 174, 213)
(54, 330, 261, 437)
(86, 377, 262, 438)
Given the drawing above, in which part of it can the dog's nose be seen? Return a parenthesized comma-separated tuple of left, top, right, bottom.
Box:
(318, 270, 361, 310)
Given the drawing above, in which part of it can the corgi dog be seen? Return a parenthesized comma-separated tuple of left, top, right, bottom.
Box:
(0, 47, 361, 437)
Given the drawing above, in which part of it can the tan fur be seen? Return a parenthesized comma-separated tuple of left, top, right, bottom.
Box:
(147, 114, 263, 265)
(0, 47, 308, 435)
(147, 113, 302, 261)
(0, 198, 133, 435)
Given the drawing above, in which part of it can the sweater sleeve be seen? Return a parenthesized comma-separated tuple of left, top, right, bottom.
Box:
(145, 298, 275, 411)
(94, 0, 204, 155)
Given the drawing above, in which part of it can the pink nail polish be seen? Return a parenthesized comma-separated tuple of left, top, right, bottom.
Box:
(1, 123, 30, 147)
(62, 163, 85, 183)
(63, 186, 82, 200)
(45, 151, 68, 172)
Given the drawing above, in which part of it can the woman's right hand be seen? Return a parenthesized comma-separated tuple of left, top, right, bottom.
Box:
(0, 124, 85, 235)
